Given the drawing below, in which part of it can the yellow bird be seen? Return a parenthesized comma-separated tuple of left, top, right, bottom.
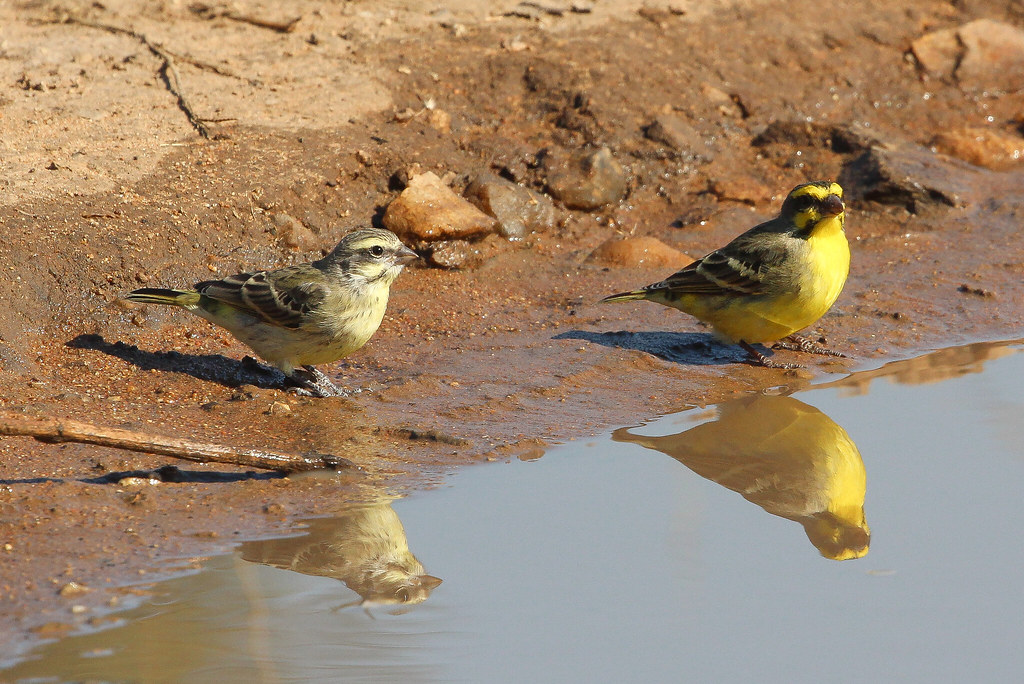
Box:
(601, 181, 850, 367)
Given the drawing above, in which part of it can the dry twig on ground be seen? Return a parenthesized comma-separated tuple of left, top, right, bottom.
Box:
(0, 412, 352, 473)
(189, 3, 302, 33)
(56, 16, 233, 139)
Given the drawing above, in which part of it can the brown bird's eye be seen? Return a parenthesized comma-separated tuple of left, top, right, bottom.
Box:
(369, 245, 385, 257)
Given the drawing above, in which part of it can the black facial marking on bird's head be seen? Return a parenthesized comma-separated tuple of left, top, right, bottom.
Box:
(781, 181, 845, 233)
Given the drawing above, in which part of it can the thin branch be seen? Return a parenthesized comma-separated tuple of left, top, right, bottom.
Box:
(153, 43, 215, 139)
(57, 16, 225, 139)
(0, 412, 352, 473)
(225, 11, 302, 33)
(158, 46, 259, 86)
(189, 4, 302, 33)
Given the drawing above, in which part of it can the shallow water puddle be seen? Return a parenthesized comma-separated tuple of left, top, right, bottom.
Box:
(6, 339, 1024, 683)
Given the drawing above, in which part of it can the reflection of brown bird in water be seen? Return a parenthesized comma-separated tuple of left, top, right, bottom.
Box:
(613, 394, 869, 560)
(239, 501, 441, 607)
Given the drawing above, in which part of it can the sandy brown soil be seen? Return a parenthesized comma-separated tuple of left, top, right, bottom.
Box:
(2, 0, 1024, 660)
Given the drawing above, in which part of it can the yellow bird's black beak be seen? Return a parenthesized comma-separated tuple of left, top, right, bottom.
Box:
(821, 193, 845, 217)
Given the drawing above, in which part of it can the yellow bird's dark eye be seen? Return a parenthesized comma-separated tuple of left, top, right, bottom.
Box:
(369, 245, 385, 257)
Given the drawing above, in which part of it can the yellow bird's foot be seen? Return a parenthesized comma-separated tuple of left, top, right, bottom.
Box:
(773, 334, 846, 358)
(740, 341, 804, 369)
(288, 365, 347, 398)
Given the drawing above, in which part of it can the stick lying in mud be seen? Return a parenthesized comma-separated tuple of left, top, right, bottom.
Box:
(0, 412, 351, 473)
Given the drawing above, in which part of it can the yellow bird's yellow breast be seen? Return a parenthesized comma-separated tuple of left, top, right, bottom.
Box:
(803, 215, 850, 317)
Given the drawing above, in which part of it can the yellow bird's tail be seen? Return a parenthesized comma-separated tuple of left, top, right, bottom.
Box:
(600, 289, 648, 304)
(123, 288, 201, 307)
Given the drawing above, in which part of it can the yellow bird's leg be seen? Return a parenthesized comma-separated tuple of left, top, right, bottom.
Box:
(773, 334, 846, 358)
(739, 341, 804, 369)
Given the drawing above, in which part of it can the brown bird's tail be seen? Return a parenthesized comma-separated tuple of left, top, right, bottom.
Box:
(600, 290, 648, 304)
(123, 288, 201, 307)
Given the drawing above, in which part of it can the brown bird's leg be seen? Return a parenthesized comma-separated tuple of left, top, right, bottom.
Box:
(287, 366, 346, 398)
(740, 341, 803, 369)
(773, 334, 846, 358)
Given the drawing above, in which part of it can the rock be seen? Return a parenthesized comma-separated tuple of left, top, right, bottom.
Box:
(32, 622, 73, 638)
(426, 235, 506, 269)
(910, 26, 960, 80)
(544, 146, 627, 210)
(958, 283, 996, 298)
(507, 1, 594, 18)
(752, 120, 879, 153)
(427, 108, 451, 134)
(383, 171, 498, 243)
(930, 128, 1024, 170)
(272, 213, 320, 251)
(700, 83, 744, 118)
(956, 20, 1024, 92)
(230, 386, 261, 402)
(118, 476, 159, 487)
(912, 19, 1024, 92)
(464, 173, 559, 240)
(59, 582, 90, 598)
(708, 176, 772, 205)
(838, 143, 976, 211)
(586, 236, 693, 269)
(501, 35, 530, 52)
(266, 401, 292, 415)
(644, 114, 710, 158)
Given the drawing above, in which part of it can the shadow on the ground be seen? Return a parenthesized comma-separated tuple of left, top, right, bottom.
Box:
(85, 464, 281, 484)
(1, 464, 281, 486)
(554, 329, 751, 366)
(67, 333, 289, 391)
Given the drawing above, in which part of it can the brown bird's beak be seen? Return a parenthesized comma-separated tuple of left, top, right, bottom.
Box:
(419, 575, 443, 590)
(821, 193, 845, 217)
(396, 245, 420, 265)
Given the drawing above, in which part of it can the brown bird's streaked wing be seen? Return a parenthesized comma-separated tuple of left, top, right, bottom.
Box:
(196, 268, 327, 329)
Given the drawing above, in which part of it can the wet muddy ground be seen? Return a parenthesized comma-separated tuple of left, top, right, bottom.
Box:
(2, 0, 1024, 659)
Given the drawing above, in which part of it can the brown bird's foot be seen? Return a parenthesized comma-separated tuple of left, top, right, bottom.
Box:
(287, 366, 347, 398)
(773, 334, 846, 358)
(241, 355, 265, 371)
(740, 341, 804, 369)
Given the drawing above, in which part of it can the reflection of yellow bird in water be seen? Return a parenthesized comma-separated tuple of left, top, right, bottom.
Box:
(613, 394, 869, 560)
(239, 500, 441, 607)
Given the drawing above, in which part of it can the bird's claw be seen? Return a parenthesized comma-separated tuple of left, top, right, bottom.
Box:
(740, 341, 805, 369)
(287, 366, 348, 398)
(773, 334, 846, 358)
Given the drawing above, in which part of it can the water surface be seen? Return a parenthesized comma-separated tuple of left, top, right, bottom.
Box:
(6, 340, 1024, 683)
